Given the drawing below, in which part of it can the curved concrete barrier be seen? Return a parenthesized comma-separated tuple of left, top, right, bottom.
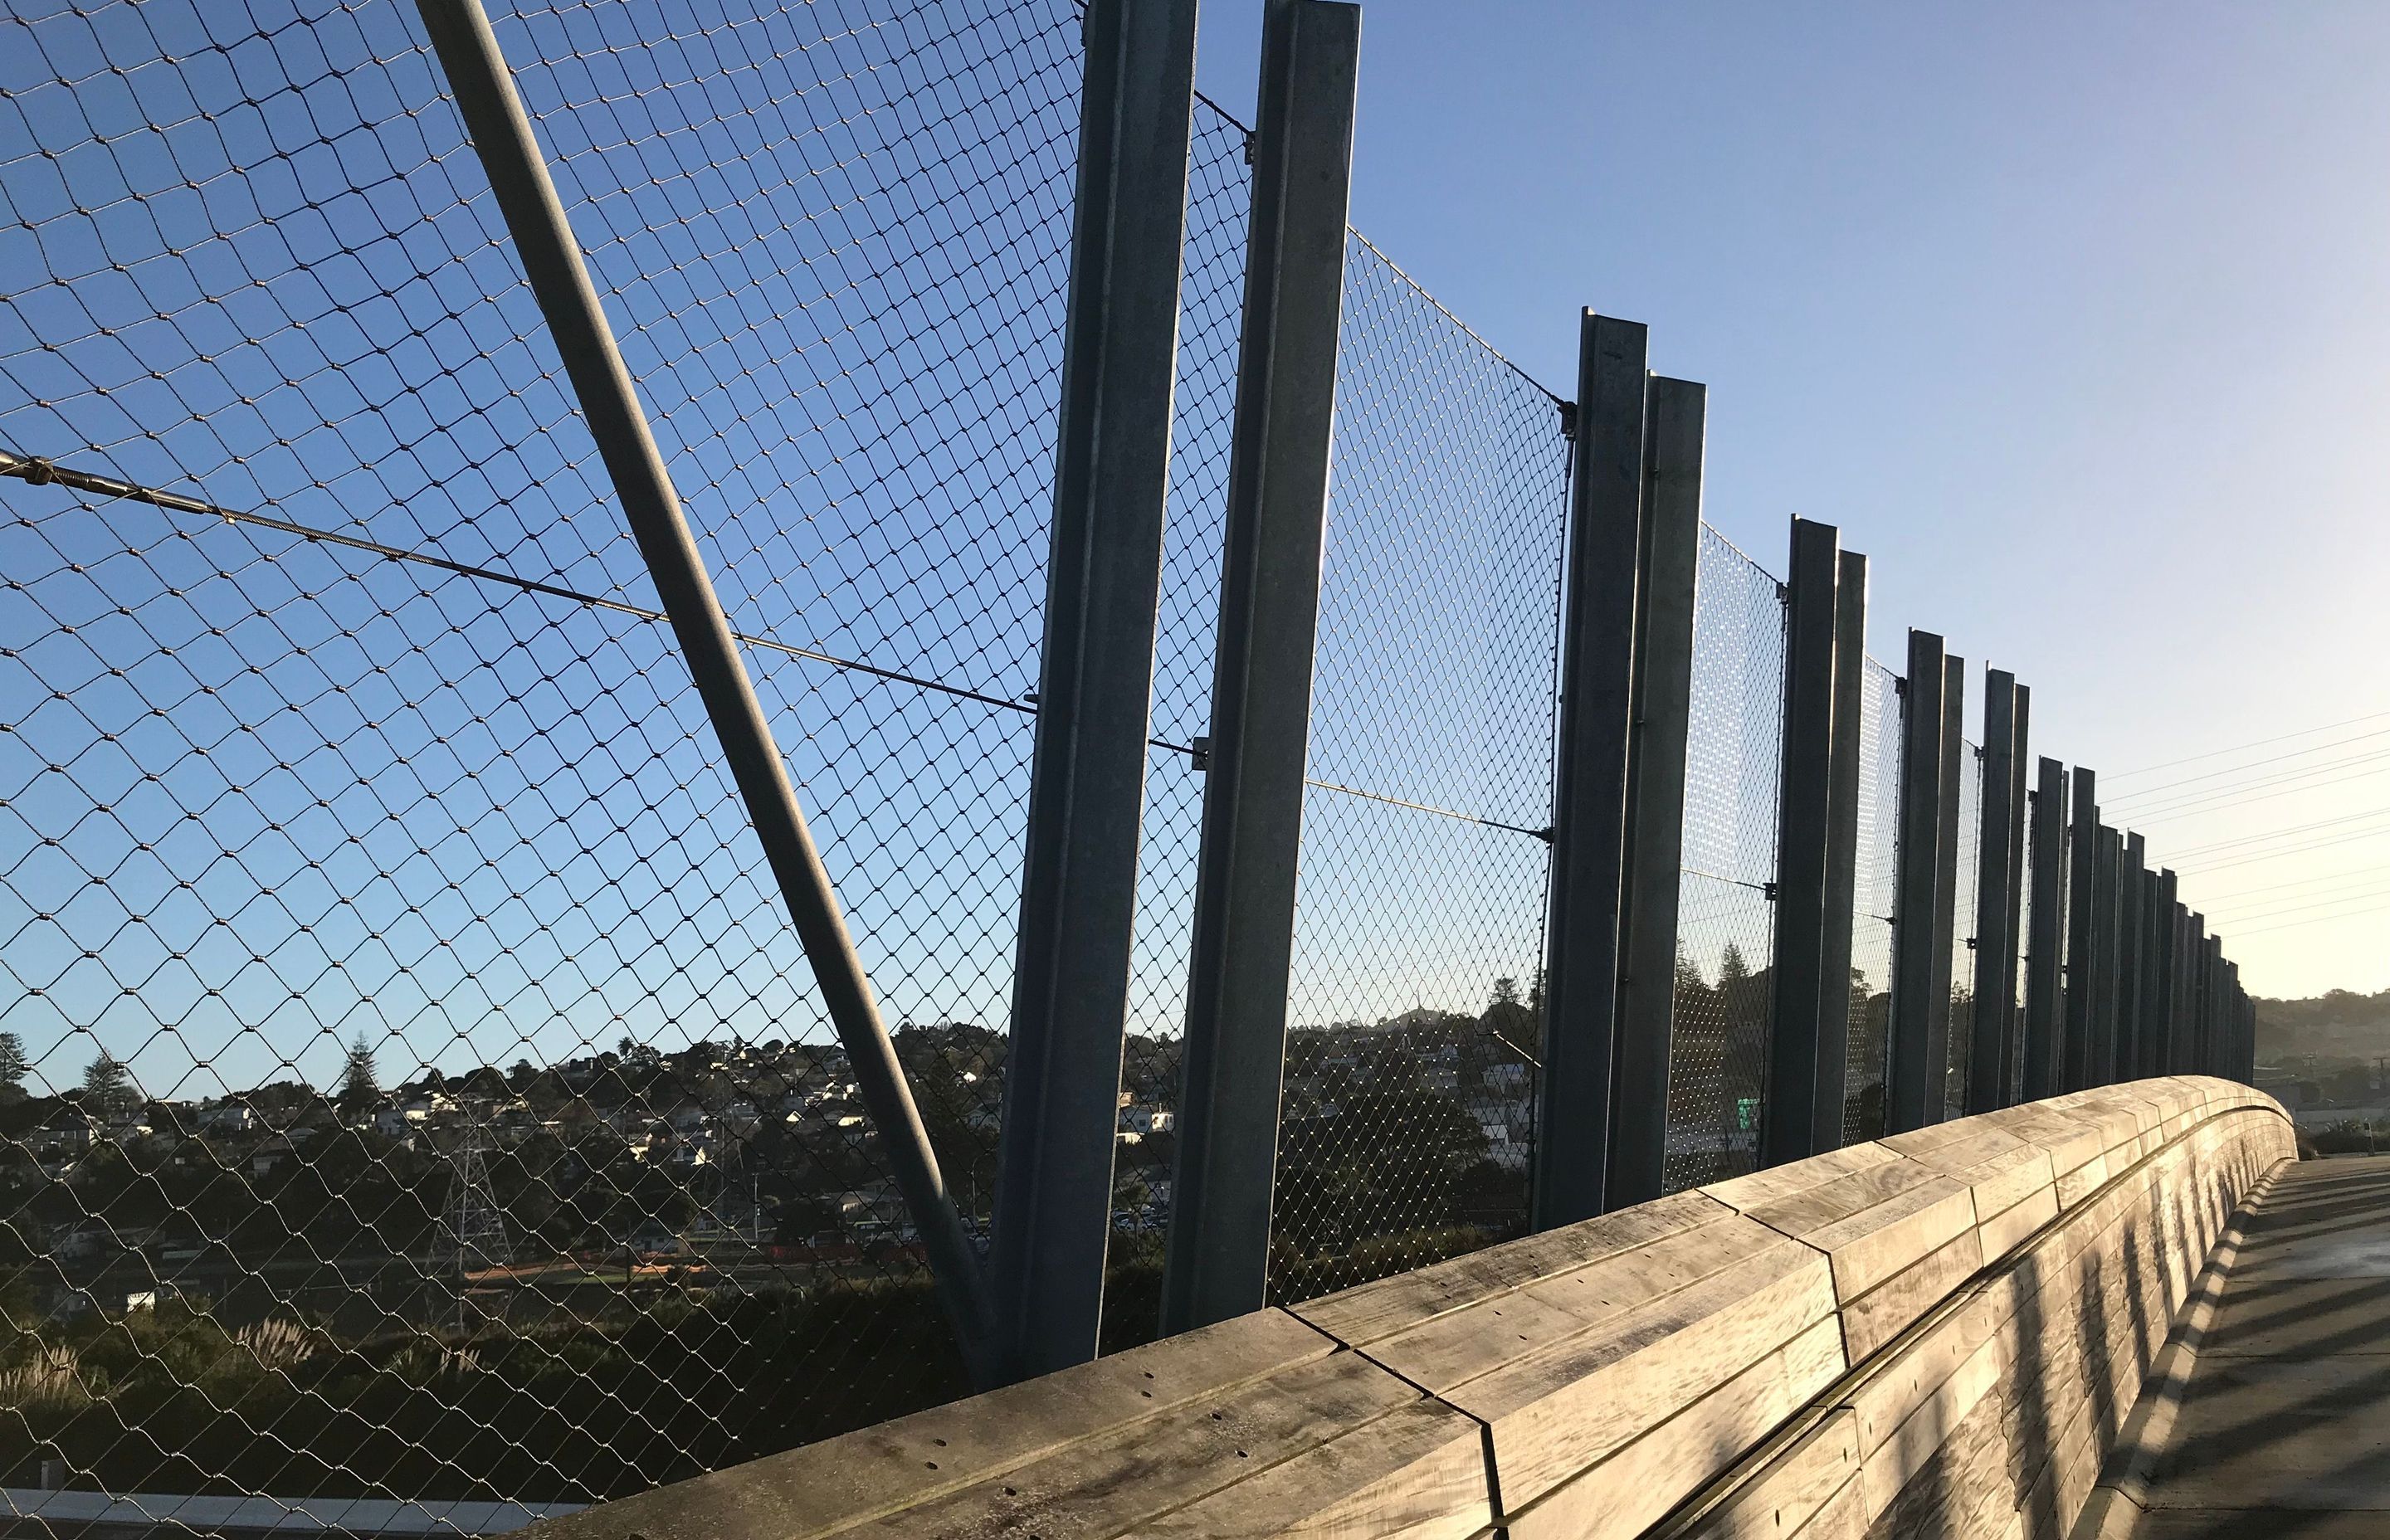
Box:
(525, 1076, 2290, 1540)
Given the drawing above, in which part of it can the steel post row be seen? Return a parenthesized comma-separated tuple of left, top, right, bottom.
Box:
(1163, 0, 1360, 1337)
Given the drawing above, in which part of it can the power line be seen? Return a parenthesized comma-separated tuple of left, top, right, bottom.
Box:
(2194, 861, 2390, 908)
(2102, 708, 2390, 785)
(2176, 822, 2390, 880)
(2205, 880, 2390, 928)
(2126, 760, 2390, 829)
(2105, 733, 2390, 810)
(2168, 807, 2390, 863)
(2233, 894, 2390, 940)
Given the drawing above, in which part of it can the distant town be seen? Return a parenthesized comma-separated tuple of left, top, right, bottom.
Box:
(0, 976, 1570, 1331)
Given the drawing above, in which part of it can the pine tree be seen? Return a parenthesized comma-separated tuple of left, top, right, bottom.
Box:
(339, 1033, 380, 1117)
(82, 1052, 134, 1123)
(0, 1031, 26, 1101)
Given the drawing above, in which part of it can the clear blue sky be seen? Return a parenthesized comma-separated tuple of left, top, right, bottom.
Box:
(1188, 1, 2390, 997)
(9, 0, 2387, 1109)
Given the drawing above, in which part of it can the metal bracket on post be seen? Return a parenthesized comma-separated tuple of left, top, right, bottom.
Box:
(1966, 669, 2018, 1115)
(1162, 0, 1358, 1337)
(1763, 518, 1841, 1167)
(1532, 312, 1649, 1230)
(1924, 655, 1965, 1120)
(1885, 630, 1948, 1133)
(2062, 768, 2100, 1092)
(1607, 375, 1705, 1209)
(988, 0, 1203, 1378)
(2022, 758, 2067, 1102)
(1812, 548, 1868, 1153)
(414, 0, 999, 1378)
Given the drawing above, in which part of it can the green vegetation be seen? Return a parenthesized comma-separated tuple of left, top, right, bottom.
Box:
(0, 1274, 967, 1501)
(2257, 987, 2390, 1064)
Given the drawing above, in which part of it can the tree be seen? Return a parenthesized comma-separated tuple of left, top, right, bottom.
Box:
(1490, 977, 1521, 1009)
(0, 1032, 25, 1103)
(82, 1052, 134, 1123)
(339, 1034, 380, 1117)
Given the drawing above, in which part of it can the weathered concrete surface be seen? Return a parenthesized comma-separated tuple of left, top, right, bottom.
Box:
(2110, 1157, 2390, 1538)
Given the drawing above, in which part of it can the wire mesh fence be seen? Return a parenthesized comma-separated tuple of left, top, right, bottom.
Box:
(1664, 528, 1785, 1191)
(0, 0, 1086, 1508)
(0, 0, 2251, 1523)
(1841, 657, 1902, 1143)
(0, 0, 1573, 1506)
(2011, 787, 2036, 1106)
(1263, 234, 1568, 1303)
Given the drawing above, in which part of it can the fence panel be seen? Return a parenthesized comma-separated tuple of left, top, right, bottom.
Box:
(1102, 98, 1250, 1348)
(1841, 657, 1903, 1143)
(1664, 529, 1785, 1190)
(1945, 739, 1983, 1118)
(1263, 236, 1569, 1303)
(1, 0, 1083, 1508)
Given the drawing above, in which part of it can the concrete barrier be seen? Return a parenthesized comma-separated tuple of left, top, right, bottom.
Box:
(522, 1076, 2291, 1540)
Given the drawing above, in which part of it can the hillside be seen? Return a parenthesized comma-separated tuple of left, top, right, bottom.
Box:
(2256, 987, 2390, 1065)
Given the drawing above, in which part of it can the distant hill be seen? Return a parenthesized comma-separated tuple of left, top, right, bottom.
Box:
(2257, 988, 2390, 1065)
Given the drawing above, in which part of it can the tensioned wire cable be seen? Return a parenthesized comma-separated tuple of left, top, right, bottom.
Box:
(0, 447, 1549, 842)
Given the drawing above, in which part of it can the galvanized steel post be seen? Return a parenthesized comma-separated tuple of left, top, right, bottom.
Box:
(2170, 880, 2189, 1071)
(1924, 655, 1966, 1119)
(1967, 669, 2019, 1115)
(1763, 518, 1841, 1167)
(2062, 768, 2099, 1091)
(2022, 758, 2068, 1101)
(1999, 687, 2031, 1104)
(988, 0, 1208, 1375)
(1163, 0, 1359, 1336)
(1886, 631, 1949, 1133)
(1607, 375, 1705, 1208)
(2090, 826, 2121, 1084)
(2131, 836, 2151, 1075)
(1812, 548, 1870, 1152)
(1532, 312, 1650, 1227)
